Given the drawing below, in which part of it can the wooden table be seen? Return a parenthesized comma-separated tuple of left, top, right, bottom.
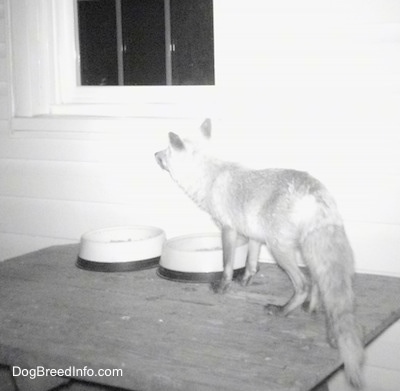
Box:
(0, 244, 399, 391)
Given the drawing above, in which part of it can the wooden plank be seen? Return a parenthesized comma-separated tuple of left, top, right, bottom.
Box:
(0, 232, 75, 262)
(6, 156, 400, 220)
(0, 244, 399, 391)
(345, 222, 400, 277)
(0, 95, 10, 119)
(0, 119, 8, 133)
(0, 195, 214, 242)
(0, 5, 5, 45)
(1, 157, 400, 225)
(0, 159, 159, 204)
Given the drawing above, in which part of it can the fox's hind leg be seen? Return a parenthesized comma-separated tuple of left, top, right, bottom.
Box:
(212, 226, 238, 293)
(241, 239, 261, 286)
(265, 245, 309, 316)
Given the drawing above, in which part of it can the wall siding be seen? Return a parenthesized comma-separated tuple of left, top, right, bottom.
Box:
(0, 1, 400, 390)
(0, 0, 9, 125)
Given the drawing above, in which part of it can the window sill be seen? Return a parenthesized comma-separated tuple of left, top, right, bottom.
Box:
(10, 114, 208, 138)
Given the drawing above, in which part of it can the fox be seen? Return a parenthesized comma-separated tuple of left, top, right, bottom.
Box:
(155, 119, 365, 389)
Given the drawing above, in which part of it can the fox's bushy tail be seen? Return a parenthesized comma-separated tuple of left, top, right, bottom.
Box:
(301, 225, 365, 389)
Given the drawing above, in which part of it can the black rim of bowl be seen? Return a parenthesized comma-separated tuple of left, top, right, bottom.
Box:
(76, 256, 160, 272)
(157, 266, 245, 283)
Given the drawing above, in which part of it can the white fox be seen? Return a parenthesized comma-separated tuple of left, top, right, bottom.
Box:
(155, 119, 365, 389)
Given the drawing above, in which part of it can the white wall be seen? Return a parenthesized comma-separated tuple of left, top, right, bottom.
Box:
(1, 1, 400, 390)
(3, 0, 399, 274)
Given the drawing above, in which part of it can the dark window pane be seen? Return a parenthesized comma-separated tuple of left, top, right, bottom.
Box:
(78, 0, 118, 85)
(171, 0, 214, 85)
(122, 0, 166, 85)
(77, 0, 214, 86)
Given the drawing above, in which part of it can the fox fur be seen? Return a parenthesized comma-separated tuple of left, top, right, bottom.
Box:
(155, 119, 365, 389)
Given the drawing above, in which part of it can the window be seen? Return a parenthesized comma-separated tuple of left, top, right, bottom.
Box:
(11, 0, 217, 126)
(77, 0, 215, 86)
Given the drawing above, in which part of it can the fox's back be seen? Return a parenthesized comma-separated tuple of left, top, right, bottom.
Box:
(208, 166, 342, 243)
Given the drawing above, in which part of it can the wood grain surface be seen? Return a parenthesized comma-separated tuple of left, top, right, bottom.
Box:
(0, 244, 399, 391)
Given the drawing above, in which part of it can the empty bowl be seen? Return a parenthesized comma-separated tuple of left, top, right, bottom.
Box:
(158, 233, 248, 282)
(77, 226, 165, 272)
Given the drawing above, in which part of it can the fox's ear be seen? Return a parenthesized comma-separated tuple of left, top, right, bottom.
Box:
(200, 118, 211, 139)
(168, 132, 185, 150)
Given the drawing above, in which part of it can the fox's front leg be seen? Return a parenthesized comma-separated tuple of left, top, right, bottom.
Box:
(212, 226, 237, 293)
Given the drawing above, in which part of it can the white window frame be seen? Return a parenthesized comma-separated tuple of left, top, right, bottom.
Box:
(10, 0, 217, 133)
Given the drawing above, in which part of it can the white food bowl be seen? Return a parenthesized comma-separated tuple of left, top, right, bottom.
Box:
(77, 226, 165, 272)
(158, 233, 248, 282)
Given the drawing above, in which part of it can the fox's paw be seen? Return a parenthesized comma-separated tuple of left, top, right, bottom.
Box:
(211, 279, 232, 294)
(302, 300, 319, 314)
(302, 286, 321, 314)
(264, 304, 285, 316)
(326, 327, 338, 348)
(239, 273, 254, 287)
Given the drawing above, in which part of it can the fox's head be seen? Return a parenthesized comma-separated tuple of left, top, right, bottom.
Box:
(154, 118, 212, 181)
